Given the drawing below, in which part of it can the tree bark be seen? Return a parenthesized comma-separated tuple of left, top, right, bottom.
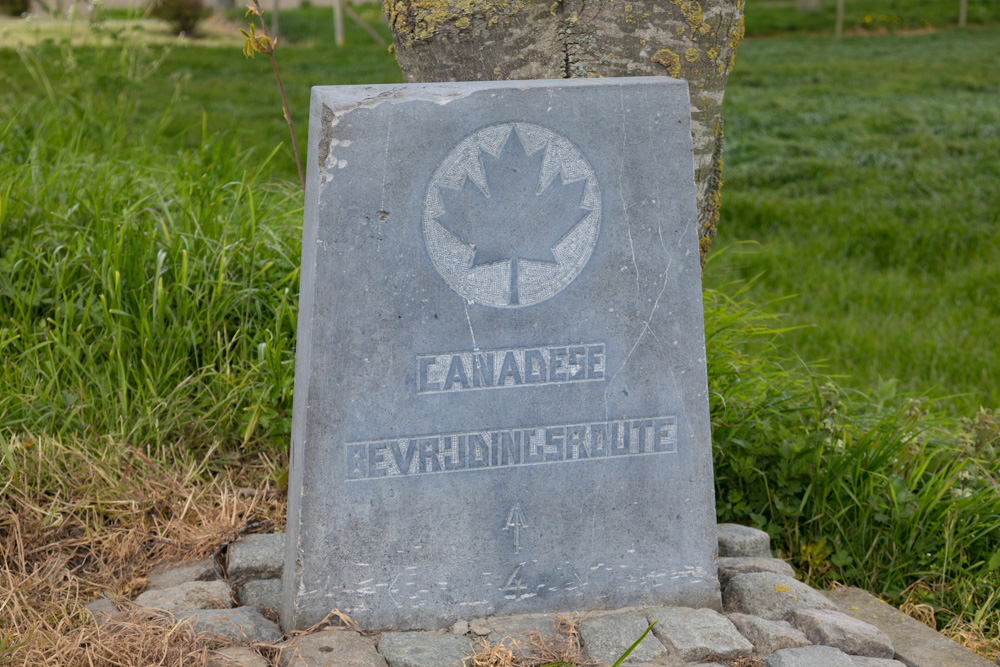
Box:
(384, 0, 746, 266)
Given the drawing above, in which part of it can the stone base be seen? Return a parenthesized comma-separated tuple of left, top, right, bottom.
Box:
(97, 529, 994, 667)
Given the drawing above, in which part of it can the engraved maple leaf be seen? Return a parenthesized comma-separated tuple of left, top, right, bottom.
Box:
(433, 130, 588, 304)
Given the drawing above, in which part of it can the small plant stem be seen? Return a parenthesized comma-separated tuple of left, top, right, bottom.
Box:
(251, 0, 305, 191)
(268, 49, 305, 190)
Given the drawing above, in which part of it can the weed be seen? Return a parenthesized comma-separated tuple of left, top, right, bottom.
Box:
(242, 0, 305, 190)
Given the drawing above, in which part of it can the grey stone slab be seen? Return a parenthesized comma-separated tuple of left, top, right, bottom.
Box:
(486, 613, 562, 658)
(824, 587, 996, 667)
(717, 557, 796, 588)
(207, 647, 270, 667)
(228, 533, 285, 580)
(718, 524, 771, 558)
(579, 611, 666, 665)
(146, 557, 218, 591)
(280, 629, 387, 667)
(787, 608, 893, 658)
(726, 612, 811, 655)
(376, 632, 474, 667)
(766, 645, 855, 666)
(173, 606, 281, 643)
(723, 572, 835, 620)
(238, 578, 281, 610)
(283, 77, 719, 631)
(645, 606, 752, 662)
(850, 658, 908, 667)
(135, 580, 232, 612)
(146, 558, 218, 591)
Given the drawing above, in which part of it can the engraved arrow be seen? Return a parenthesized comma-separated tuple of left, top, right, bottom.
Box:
(503, 502, 529, 553)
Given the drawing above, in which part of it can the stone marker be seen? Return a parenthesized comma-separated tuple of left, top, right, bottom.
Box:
(283, 77, 719, 631)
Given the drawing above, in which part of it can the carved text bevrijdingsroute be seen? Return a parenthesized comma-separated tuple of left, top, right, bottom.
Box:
(345, 416, 677, 480)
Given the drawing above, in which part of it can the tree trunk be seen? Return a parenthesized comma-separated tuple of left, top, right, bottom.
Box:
(384, 0, 746, 266)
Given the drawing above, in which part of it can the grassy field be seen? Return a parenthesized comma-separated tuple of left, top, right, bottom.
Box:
(744, 0, 1000, 35)
(706, 27, 1000, 414)
(0, 6, 998, 665)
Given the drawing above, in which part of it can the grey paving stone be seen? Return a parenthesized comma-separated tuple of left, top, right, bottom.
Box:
(787, 608, 894, 659)
(238, 578, 281, 610)
(377, 632, 474, 667)
(726, 612, 811, 655)
(765, 645, 855, 666)
(718, 557, 796, 588)
(468, 618, 490, 637)
(85, 597, 117, 625)
(718, 524, 772, 558)
(824, 587, 996, 667)
(173, 606, 281, 644)
(723, 572, 836, 620)
(450, 620, 469, 635)
(579, 612, 666, 665)
(227, 532, 285, 580)
(280, 629, 387, 667)
(146, 557, 218, 591)
(849, 658, 907, 667)
(135, 580, 232, 612)
(645, 606, 753, 662)
(207, 647, 270, 667)
(486, 614, 562, 659)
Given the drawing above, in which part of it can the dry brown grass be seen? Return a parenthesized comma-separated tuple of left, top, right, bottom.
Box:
(0, 432, 286, 666)
(464, 614, 597, 667)
(899, 581, 1000, 663)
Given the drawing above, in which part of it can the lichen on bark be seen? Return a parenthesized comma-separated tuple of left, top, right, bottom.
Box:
(385, 0, 745, 266)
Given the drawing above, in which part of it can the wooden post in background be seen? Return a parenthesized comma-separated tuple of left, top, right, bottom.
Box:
(835, 0, 845, 35)
(959, 0, 968, 27)
(333, 0, 345, 46)
(272, 0, 279, 37)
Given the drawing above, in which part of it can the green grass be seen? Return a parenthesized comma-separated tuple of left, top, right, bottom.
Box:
(706, 27, 1000, 414)
(744, 0, 1000, 37)
(0, 13, 998, 657)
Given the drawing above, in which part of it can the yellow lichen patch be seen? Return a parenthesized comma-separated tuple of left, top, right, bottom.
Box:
(676, 25, 686, 35)
(622, 3, 636, 25)
(670, 0, 711, 40)
(684, 47, 700, 62)
(707, 46, 718, 60)
(386, 0, 528, 46)
(729, 12, 745, 50)
(651, 48, 681, 78)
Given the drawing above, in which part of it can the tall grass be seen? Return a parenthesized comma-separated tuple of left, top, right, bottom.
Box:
(0, 39, 300, 462)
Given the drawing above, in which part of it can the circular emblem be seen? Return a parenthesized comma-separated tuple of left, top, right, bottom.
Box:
(423, 123, 602, 308)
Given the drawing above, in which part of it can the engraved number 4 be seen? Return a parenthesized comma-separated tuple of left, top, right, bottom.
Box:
(500, 563, 526, 600)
